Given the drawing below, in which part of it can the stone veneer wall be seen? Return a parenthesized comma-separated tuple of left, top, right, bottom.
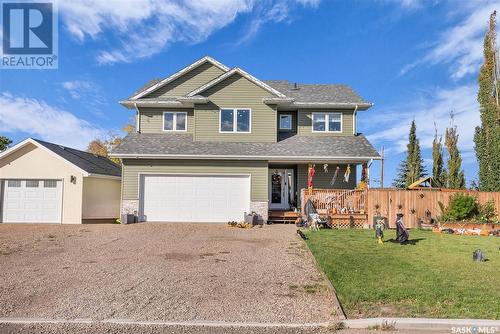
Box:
(250, 201, 268, 222)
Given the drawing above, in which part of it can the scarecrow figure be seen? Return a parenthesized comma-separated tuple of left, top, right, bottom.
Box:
(375, 218, 385, 244)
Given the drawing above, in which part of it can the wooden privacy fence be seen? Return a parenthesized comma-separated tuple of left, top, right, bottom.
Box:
(367, 189, 500, 228)
(300, 188, 500, 229)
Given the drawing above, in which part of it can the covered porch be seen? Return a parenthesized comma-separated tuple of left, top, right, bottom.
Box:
(267, 161, 370, 224)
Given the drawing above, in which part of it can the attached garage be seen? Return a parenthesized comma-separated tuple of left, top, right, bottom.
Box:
(140, 174, 250, 222)
(0, 138, 121, 224)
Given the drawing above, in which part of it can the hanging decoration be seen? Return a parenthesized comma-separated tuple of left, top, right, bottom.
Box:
(330, 166, 340, 186)
(323, 164, 329, 173)
(272, 171, 281, 185)
(307, 164, 316, 189)
(343, 164, 351, 183)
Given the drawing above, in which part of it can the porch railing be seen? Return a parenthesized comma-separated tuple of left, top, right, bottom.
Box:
(300, 188, 368, 215)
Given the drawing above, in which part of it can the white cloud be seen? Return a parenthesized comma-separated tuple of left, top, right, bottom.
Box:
(0, 92, 104, 149)
(401, 1, 500, 79)
(364, 85, 479, 164)
(59, 0, 320, 64)
(61, 80, 97, 99)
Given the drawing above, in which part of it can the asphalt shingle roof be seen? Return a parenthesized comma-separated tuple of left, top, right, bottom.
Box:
(112, 133, 379, 159)
(263, 80, 369, 104)
(34, 139, 121, 177)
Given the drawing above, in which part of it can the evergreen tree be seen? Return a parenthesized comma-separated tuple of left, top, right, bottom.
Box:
(392, 159, 409, 188)
(445, 123, 465, 189)
(474, 11, 500, 191)
(432, 126, 446, 187)
(405, 120, 426, 187)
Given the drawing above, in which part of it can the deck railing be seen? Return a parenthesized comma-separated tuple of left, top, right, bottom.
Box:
(301, 188, 368, 215)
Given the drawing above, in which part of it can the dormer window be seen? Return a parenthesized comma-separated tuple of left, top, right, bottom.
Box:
(163, 112, 187, 132)
(220, 108, 251, 133)
(312, 112, 342, 133)
(279, 114, 292, 130)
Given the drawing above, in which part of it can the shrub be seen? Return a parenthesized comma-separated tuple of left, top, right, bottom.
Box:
(477, 200, 497, 223)
(445, 193, 479, 221)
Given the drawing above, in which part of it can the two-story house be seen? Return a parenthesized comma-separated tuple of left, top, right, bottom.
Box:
(112, 56, 380, 223)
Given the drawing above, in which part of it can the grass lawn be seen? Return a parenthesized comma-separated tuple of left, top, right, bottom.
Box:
(305, 229, 500, 319)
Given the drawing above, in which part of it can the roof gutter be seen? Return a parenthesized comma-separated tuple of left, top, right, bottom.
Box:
(263, 100, 373, 110)
(119, 98, 208, 109)
(109, 153, 381, 161)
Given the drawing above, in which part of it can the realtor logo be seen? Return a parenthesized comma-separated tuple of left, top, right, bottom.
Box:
(1, 1, 58, 69)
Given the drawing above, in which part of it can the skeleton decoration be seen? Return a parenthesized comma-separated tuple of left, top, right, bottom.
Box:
(323, 164, 329, 173)
(330, 166, 340, 186)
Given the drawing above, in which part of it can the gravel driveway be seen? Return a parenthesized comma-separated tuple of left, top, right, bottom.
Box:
(0, 223, 338, 324)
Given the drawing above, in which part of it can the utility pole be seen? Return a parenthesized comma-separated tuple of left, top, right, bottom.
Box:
(380, 146, 385, 189)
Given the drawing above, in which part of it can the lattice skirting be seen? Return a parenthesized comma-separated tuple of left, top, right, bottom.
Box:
(329, 214, 368, 229)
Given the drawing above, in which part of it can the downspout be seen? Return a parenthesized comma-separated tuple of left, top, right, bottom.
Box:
(134, 103, 140, 133)
(353, 104, 358, 135)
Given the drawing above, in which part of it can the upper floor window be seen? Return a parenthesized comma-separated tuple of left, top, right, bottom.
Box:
(163, 112, 187, 132)
(279, 114, 292, 130)
(312, 112, 342, 133)
(220, 108, 251, 133)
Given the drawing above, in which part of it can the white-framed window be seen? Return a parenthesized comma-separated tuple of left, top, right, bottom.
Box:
(163, 111, 187, 132)
(7, 180, 21, 187)
(44, 180, 57, 188)
(219, 108, 251, 133)
(26, 180, 39, 188)
(312, 112, 342, 132)
(279, 114, 292, 130)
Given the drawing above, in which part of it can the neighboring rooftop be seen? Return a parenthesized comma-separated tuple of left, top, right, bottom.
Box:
(33, 139, 121, 177)
(112, 133, 380, 160)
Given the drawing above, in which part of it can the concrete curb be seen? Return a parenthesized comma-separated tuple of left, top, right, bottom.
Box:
(0, 317, 330, 329)
(344, 318, 500, 331)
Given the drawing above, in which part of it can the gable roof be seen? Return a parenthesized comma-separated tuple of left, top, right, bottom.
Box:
(112, 133, 380, 161)
(129, 56, 230, 100)
(0, 138, 121, 178)
(187, 67, 287, 98)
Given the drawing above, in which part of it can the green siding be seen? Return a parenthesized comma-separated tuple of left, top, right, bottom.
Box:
(296, 164, 357, 191)
(122, 159, 268, 201)
(139, 107, 194, 134)
(143, 62, 225, 99)
(194, 74, 277, 142)
(297, 110, 354, 136)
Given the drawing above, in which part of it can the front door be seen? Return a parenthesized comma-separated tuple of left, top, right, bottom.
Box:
(269, 169, 294, 210)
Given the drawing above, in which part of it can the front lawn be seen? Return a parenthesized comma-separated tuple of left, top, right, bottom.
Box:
(305, 229, 500, 319)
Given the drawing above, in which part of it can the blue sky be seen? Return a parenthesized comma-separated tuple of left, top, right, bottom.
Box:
(0, 0, 495, 187)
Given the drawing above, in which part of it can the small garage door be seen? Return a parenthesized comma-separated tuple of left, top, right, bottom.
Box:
(1, 179, 63, 223)
(140, 174, 250, 222)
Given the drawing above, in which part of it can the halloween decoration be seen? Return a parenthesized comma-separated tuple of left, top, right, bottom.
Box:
(473, 249, 486, 262)
(375, 218, 385, 244)
(330, 166, 340, 186)
(323, 164, 329, 173)
(297, 229, 308, 240)
(308, 164, 316, 189)
(343, 164, 351, 183)
(395, 213, 409, 243)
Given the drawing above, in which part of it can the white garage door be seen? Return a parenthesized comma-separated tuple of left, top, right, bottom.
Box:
(2, 179, 63, 223)
(140, 174, 251, 222)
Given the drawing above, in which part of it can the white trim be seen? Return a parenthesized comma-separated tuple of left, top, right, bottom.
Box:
(353, 104, 358, 135)
(163, 111, 188, 132)
(0, 138, 89, 176)
(112, 153, 381, 161)
(311, 112, 343, 133)
(279, 114, 292, 130)
(218, 108, 252, 133)
(187, 67, 287, 98)
(86, 174, 121, 180)
(130, 56, 230, 100)
(134, 103, 140, 133)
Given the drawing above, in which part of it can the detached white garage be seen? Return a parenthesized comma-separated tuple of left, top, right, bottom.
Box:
(0, 138, 121, 224)
(139, 174, 250, 222)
